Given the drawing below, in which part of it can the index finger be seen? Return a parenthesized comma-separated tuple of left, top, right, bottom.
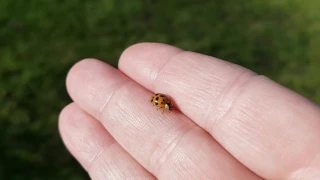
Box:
(119, 43, 320, 179)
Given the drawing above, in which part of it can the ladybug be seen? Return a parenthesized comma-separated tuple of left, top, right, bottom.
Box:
(150, 93, 173, 113)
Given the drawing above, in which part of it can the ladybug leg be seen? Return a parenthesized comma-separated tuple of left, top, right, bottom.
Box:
(162, 108, 165, 114)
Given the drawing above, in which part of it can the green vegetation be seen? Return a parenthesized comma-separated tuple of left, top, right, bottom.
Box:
(1, 0, 319, 179)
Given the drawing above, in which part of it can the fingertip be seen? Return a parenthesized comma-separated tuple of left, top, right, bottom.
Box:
(66, 58, 101, 88)
(118, 43, 183, 91)
(118, 42, 183, 71)
(66, 58, 99, 98)
(66, 58, 118, 110)
(67, 58, 101, 77)
(58, 103, 87, 168)
(59, 102, 78, 133)
(58, 102, 108, 171)
(59, 103, 89, 151)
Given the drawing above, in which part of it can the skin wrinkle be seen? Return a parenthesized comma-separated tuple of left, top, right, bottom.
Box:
(98, 79, 133, 119)
(165, 74, 201, 107)
(167, 143, 197, 180)
(118, 90, 165, 126)
(107, 85, 162, 134)
(123, 45, 183, 88)
(85, 71, 119, 115)
(95, 145, 151, 180)
(159, 53, 224, 121)
(222, 127, 258, 161)
(188, 131, 240, 180)
(89, 143, 121, 180)
(221, 76, 292, 151)
(221, 105, 266, 162)
(147, 116, 196, 175)
(153, 48, 183, 73)
(152, 50, 185, 91)
(170, 141, 215, 180)
(155, 125, 198, 177)
(149, 119, 195, 174)
(228, 94, 280, 155)
(225, 117, 259, 149)
(173, 53, 223, 91)
(205, 71, 258, 135)
(67, 59, 128, 118)
(110, 86, 175, 135)
(94, 158, 122, 180)
(177, 153, 204, 180)
(229, 78, 320, 178)
(216, 87, 288, 176)
(103, 91, 149, 151)
(87, 139, 117, 173)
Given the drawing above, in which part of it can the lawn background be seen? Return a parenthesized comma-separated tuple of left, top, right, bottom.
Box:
(1, 0, 319, 179)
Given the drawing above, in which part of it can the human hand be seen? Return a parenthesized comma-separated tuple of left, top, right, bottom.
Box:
(59, 43, 320, 179)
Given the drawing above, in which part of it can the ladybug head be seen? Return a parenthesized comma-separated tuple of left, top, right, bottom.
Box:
(165, 101, 173, 111)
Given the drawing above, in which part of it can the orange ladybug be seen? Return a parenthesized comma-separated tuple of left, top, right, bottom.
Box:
(150, 93, 173, 113)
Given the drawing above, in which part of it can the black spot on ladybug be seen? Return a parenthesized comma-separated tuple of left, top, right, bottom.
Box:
(161, 101, 164, 104)
(155, 102, 158, 106)
(155, 97, 159, 100)
(160, 95, 164, 97)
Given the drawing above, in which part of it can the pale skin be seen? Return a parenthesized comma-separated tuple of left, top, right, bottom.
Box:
(59, 43, 320, 179)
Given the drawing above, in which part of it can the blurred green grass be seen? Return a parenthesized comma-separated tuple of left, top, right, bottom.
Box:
(0, 0, 319, 179)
